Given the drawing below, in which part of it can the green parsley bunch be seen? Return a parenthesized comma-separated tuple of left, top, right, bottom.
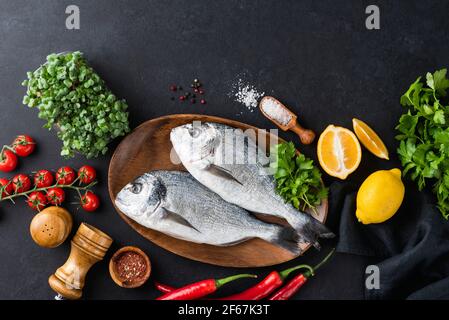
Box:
(22, 51, 130, 158)
(270, 142, 328, 212)
(396, 69, 449, 219)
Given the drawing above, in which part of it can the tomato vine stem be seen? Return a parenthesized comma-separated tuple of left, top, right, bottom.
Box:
(0, 180, 97, 202)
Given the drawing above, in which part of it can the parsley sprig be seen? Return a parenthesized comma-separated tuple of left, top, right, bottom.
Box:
(22, 51, 130, 158)
(396, 69, 449, 219)
(270, 142, 327, 213)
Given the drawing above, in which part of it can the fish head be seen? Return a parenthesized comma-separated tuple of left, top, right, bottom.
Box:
(170, 121, 221, 164)
(115, 173, 166, 221)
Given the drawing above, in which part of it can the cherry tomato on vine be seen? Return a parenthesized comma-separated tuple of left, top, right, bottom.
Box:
(34, 170, 54, 188)
(78, 165, 96, 184)
(0, 150, 18, 172)
(12, 135, 35, 157)
(81, 191, 100, 212)
(0, 178, 13, 197)
(12, 174, 31, 193)
(56, 166, 76, 185)
(46, 187, 65, 206)
(27, 191, 47, 211)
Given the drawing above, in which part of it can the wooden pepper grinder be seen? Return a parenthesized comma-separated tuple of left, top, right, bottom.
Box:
(48, 223, 113, 300)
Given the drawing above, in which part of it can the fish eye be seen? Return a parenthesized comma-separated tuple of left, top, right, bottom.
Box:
(189, 127, 200, 138)
(129, 182, 142, 194)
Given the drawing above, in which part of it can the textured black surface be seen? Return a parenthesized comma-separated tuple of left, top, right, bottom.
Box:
(0, 0, 448, 300)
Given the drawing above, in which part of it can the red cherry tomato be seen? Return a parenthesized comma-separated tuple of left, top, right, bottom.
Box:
(78, 165, 96, 184)
(34, 170, 54, 188)
(12, 174, 31, 193)
(56, 166, 76, 185)
(81, 191, 100, 212)
(12, 135, 35, 157)
(0, 178, 13, 197)
(46, 187, 65, 206)
(27, 191, 47, 211)
(0, 150, 18, 172)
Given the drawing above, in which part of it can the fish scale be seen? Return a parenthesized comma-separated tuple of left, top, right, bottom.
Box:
(170, 121, 335, 248)
(115, 170, 301, 254)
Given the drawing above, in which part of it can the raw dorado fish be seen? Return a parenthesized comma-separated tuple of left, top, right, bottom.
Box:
(170, 121, 334, 248)
(115, 170, 301, 254)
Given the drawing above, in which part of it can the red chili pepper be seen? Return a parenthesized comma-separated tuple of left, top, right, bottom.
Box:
(269, 248, 335, 300)
(218, 264, 314, 300)
(155, 281, 176, 294)
(156, 273, 256, 300)
(268, 272, 310, 300)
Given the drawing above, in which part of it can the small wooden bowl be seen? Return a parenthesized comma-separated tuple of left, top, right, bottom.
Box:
(109, 246, 151, 288)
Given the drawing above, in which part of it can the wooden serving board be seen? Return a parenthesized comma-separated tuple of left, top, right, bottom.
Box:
(108, 114, 328, 267)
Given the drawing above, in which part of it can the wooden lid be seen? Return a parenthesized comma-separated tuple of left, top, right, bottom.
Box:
(30, 206, 73, 248)
(77, 223, 113, 248)
(72, 223, 113, 260)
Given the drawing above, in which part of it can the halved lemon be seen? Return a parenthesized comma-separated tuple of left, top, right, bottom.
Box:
(317, 125, 362, 180)
(352, 118, 389, 160)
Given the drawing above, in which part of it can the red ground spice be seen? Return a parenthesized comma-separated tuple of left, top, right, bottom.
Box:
(114, 251, 147, 284)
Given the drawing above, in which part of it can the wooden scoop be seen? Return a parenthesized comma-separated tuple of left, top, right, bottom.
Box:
(259, 96, 315, 145)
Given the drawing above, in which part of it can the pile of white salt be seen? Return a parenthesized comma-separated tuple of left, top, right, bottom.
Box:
(260, 98, 292, 126)
(232, 79, 265, 112)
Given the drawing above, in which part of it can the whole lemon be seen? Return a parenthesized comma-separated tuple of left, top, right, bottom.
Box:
(356, 168, 405, 224)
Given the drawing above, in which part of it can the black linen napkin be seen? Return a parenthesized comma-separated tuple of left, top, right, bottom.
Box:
(327, 181, 449, 299)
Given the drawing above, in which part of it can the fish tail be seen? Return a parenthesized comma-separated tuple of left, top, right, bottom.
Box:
(290, 214, 335, 250)
(269, 226, 302, 255)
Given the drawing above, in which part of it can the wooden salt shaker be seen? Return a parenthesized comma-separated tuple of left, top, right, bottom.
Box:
(259, 96, 316, 145)
(48, 223, 113, 300)
(30, 206, 72, 248)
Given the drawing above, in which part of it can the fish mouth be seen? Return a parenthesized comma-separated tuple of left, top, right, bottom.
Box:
(115, 198, 146, 218)
(170, 126, 187, 142)
(114, 195, 128, 212)
(116, 187, 154, 218)
(115, 193, 137, 214)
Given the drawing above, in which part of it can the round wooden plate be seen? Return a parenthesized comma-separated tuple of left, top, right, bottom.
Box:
(108, 114, 328, 267)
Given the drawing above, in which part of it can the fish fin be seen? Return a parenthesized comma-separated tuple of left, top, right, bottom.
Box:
(215, 238, 252, 246)
(293, 214, 335, 249)
(162, 208, 201, 233)
(206, 164, 243, 186)
(270, 226, 302, 255)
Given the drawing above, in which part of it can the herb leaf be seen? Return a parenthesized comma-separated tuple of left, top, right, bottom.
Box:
(396, 68, 449, 219)
(271, 142, 327, 212)
(22, 51, 130, 158)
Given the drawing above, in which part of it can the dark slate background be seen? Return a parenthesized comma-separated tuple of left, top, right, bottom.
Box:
(0, 0, 448, 300)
